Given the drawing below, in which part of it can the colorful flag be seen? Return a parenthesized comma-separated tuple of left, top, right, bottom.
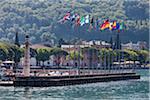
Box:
(90, 17, 94, 24)
(59, 12, 71, 23)
(100, 19, 110, 30)
(112, 21, 117, 29)
(70, 14, 76, 27)
(70, 14, 76, 22)
(85, 15, 90, 24)
(63, 12, 70, 21)
(109, 20, 117, 30)
(109, 22, 113, 30)
(112, 22, 120, 31)
(76, 15, 80, 26)
(58, 13, 126, 32)
(80, 16, 85, 26)
(119, 22, 124, 30)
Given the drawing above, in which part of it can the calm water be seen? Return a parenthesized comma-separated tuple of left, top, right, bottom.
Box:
(0, 70, 149, 100)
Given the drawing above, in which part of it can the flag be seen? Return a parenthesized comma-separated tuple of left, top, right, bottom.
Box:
(119, 22, 124, 30)
(116, 23, 120, 29)
(76, 15, 80, 26)
(70, 14, 76, 22)
(70, 14, 76, 27)
(63, 12, 70, 20)
(110, 20, 117, 30)
(109, 22, 113, 30)
(112, 21, 117, 29)
(59, 12, 71, 23)
(80, 16, 85, 26)
(100, 19, 110, 31)
(112, 22, 120, 31)
(85, 15, 90, 24)
(90, 17, 94, 24)
(89, 17, 94, 30)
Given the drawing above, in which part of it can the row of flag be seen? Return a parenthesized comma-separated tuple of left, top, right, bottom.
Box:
(59, 12, 126, 31)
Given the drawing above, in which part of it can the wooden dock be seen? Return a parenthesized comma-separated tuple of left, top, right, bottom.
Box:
(14, 72, 140, 87)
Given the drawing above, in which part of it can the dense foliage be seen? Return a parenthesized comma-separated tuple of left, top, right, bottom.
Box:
(0, 0, 149, 44)
(0, 42, 148, 66)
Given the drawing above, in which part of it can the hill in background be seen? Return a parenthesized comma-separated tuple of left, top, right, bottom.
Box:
(0, 0, 149, 45)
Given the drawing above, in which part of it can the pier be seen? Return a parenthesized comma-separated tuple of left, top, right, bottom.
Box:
(13, 72, 140, 87)
(0, 34, 141, 87)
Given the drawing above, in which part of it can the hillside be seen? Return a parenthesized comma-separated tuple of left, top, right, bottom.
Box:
(0, 0, 149, 44)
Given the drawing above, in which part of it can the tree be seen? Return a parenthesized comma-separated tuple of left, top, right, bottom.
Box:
(51, 48, 68, 67)
(0, 43, 9, 61)
(70, 51, 83, 60)
(58, 38, 67, 47)
(124, 49, 138, 67)
(14, 31, 20, 47)
(82, 47, 98, 68)
(137, 50, 149, 65)
(99, 48, 116, 67)
(12, 46, 23, 72)
(40, 32, 56, 45)
(36, 48, 51, 66)
(0, 0, 148, 44)
(0, 48, 8, 61)
(0, 42, 23, 65)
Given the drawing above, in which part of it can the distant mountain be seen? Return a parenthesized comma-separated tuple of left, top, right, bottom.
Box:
(0, 0, 149, 44)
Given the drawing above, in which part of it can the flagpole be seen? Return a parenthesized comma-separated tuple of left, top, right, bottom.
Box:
(99, 49, 102, 74)
(108, 49, 111, 73)
(69, 42, 71, 77)
(111, 49, 114, 74)
(96, 48, 99, 74)
(104, 49, 106, 74)
(88, 42, 90, 75)
(78, 44, 81, 76)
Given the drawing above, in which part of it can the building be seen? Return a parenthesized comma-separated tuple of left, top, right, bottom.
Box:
(122, 41, 147, 50)
(61, 40, 111, 51)
(81, 40, 111, 49)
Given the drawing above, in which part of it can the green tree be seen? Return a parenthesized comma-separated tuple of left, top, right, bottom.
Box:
(99, 48, 116, 67)
(137, 50, 149, 65)
(40, 32, 56, 45)
(0, 43, 9, 61)
(82, 47, 98, 68)
(70, 51, 83, 60)
(51, 48, 68, 67)
(124, 49, 138, 66)
(36, 48, 51, 66)
(58, 38, 67, 47)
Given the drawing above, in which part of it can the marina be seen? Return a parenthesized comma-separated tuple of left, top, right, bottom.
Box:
(0, 0, 149, 100)
(0, 0, 149, 99)
(14, 72, 140, 87)
(0, 34, 142, 87)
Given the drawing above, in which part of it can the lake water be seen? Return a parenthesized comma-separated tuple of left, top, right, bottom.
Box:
(0, 70, 149, 100)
